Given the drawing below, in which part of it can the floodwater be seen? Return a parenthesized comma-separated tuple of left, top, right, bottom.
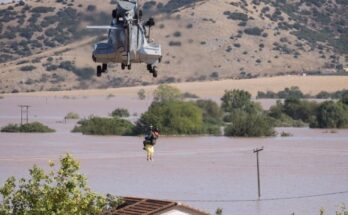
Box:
(0, 95, 348, 215)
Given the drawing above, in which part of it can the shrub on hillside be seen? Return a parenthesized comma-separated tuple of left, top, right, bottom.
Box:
(224, 11, 248, 21)
(72, 117, 134, 135)
(20, 65, 36, 72)
(31, 6, 55, 13)
(1, 122, 55, 133)
(0, 154, 123, 214)
(244, 27, 263, 36)
(111, 108, 130, 118)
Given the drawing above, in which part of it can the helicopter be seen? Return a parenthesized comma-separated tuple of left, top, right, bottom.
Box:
(87, 0, 162, 78)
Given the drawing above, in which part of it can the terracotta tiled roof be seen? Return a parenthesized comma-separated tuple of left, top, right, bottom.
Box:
(102, 196, 210, 215)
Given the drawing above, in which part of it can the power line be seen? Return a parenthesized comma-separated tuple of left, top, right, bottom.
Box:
(176, 190, 348, 203)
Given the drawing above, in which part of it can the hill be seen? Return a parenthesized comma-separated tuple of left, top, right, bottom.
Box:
(0, 0, 347, 93)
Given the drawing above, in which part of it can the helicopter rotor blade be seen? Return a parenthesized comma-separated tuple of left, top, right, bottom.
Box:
(86, 26, 121, 30)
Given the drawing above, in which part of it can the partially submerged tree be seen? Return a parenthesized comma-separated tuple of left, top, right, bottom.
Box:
(135, 100, 204, 135)
(153, 84, 182, 102)
(221, 89, 275, 137)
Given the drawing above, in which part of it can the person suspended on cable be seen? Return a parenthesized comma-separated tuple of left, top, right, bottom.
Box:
(143, 125, 160, 161)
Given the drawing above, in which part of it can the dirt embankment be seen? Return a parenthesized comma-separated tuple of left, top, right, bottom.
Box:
(4, 76, 348, 98)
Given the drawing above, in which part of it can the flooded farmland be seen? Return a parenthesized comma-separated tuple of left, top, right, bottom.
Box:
(0, 95, 347, 215)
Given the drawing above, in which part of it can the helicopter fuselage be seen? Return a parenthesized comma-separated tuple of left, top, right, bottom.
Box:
(88, 0, 162, 77)
(92, 21, 161, 66)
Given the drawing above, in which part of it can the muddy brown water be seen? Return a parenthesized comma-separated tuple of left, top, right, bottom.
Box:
(0, 95, 348, 215)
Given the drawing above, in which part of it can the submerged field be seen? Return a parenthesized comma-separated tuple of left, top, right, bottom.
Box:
(0, 83, 348, 214)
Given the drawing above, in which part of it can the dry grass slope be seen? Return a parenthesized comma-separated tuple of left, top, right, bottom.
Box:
(0, 0, 347, 93)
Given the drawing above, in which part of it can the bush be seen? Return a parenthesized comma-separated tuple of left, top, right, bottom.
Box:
(31, 6, 55, 13)
(224, 110, 275, 137)
(268, 101, 306, 127)
(310, 101, 348, 128)
(20, 65, 36, 72)
(135, 100, 204, 135)
(221, 89, 252, 112)
(86, 4, 96, 12)
(283, 98, 318, 123)
(72, 117, 134, 135)
(196, 99, 223, 135)
(257, 87, 306, 99)
(111, 108, 130, 118)
(221, 90, 275, 136)
(0, 154, 123, 214)
(244, 27, 263, 36)
(224, 11, 248, 21)
(137, 89, 146, 100)
(1, 122, 55, 133)
(153, 84, 182, 102)
(65, 112, 79, 119)
(280, 131, 292, 137)
(182, 92, 199, 99)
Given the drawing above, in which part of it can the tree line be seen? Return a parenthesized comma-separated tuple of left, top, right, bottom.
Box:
(2, 85, 348, 137)
(72, 85, 348, 137)
(257, 86, 348, 100)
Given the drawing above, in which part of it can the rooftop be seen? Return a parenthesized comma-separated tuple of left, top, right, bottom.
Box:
(102, 196, 210, 215)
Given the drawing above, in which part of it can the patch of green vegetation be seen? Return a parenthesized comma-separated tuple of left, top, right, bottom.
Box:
(244, 27, 263, 36)
(134, 85, 222, 135)
(268, 100, 306, 127)
(19, 65, 36, 72)
(31, 6, 55, 13)
(268, 97, 348, 129)
(111, 108, 130, 118)
(65, 112, 80, 120)
(58, 61, 94, 80)
(257, 88, 348, 100)
(280, 131, 293, 137)
(182, 92, 199, 99)
(223, 11, 248, 22)
(302, 0, 326, 7)
(257, 86, 305, 99)
(135, 100, 204, 135)
(310, 101, 348, 128)
(72, 117, 134, 135)
(153, 84, 182, 102)
(1, 122, 55, 133)
(221, 90, 275, 137)
(196, 99, 223, 135)
(137, 89, 146, 100)
(0, 154, 123, 214)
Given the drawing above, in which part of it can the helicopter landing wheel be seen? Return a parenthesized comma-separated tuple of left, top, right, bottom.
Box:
(152, 66, 158, 78)
(127, 64, 132, 70)
(102, 64, 107, 72)
(147, 64, 152, 73)
(121, 63, 126, 70)
(97, 65, 102, 77)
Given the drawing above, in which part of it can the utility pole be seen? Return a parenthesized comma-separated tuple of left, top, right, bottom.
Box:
(19, 105, 30, 125)
(253, 147, 264, 199)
